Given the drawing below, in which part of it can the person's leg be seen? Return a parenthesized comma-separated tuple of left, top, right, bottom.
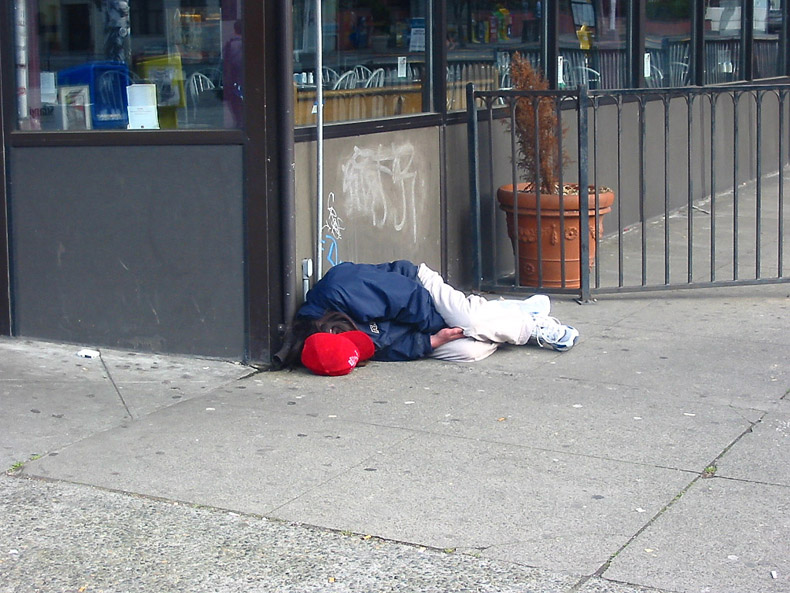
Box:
(418, 263, 580, 351)
(430, 337, 499, 361)
(418, 264, 535, 345)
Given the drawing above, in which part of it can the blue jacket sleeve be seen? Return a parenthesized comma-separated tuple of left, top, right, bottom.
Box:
(371, 329, 433, 362)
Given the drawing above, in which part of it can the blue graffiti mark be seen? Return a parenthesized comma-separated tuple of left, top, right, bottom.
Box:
(322, 234, 342, 267)
(322, 191, 345, 269)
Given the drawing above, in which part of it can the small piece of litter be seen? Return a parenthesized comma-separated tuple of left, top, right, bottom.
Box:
(205, 408, 215, 411)
(635, 507, 646, 513)
(727, 555, 739, 561)
(634, 417, 643, 420)
(572, 404, 583, 408)
(76, 349, 100, 359)
(684, 413, 696, 417)
(404, 401, 415, 405)
(644, 548, 654, 553)
(771, 571, 778, 579)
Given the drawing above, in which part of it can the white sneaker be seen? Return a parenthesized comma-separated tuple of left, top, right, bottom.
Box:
(520, 294, 551, 317)
(496, 295, 550, 316)
(531, 315, 579, 352)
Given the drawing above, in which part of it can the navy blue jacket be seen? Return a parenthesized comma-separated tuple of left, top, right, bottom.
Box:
(296, 261, 447, 361)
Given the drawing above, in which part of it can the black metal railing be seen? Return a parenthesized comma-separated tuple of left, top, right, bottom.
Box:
(468, 82, 790, 300)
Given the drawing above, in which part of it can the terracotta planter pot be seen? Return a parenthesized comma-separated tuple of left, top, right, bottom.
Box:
(496, 183, 615, 288)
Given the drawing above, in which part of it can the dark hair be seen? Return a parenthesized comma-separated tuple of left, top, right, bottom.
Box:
(272, 311, 359, 370)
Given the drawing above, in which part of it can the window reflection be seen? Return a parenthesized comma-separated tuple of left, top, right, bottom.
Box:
(293, 0, 428, 125)
(445, 1, 542, 112)
(755, 0, 782, 78)
(443, 0, 629, 111)
(646, 0, 692, 87)
(704, 0, 743, 83)
(16, 0, 242, 131)
(559, 0, 628, 90)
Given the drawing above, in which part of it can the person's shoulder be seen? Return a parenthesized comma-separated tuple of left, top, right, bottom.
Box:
(323, 260, 418, 280)
(386, 260, 419, 277)
(322, 261, 356, 279)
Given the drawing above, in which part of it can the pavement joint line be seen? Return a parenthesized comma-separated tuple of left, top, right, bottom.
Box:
(237, 403, 722, 476)
(700, 474, 790, 489)
(585, 411, 768, 583)
(12, 467, 493, 563)
(97, 351, 134, 420)
(265, 431, 421, 516)
(272, 517, 493, 559)
(398, 427, 716, 475)
(267, 410, 757, 478)
(9, 471, 287, 525)
(571, 574, 678, 593)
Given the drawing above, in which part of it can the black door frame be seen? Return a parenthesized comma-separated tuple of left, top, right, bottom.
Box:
(0, 5, 11, 336)
(244, 0, 287, 364)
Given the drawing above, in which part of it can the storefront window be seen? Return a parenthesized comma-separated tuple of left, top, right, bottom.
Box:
(704, 0, 743, 83)
(293, 0, 428, 125)
(559, 0, 627, 89)
(443, 0, 631, 112)
(445, 1, 541, 112)
(646, 0, 692, 87)
(15, 0, 243, 131)
(755, 0, 782, 78)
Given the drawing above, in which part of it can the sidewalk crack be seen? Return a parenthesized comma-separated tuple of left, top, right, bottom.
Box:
(586, 413, 767, 582)
(97, 352, 134, 420)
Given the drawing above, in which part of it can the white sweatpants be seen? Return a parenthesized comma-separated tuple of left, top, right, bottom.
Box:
(417, 264, 537, 362)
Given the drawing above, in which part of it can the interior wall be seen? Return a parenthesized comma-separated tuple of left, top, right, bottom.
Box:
(9, 144, 245, 358)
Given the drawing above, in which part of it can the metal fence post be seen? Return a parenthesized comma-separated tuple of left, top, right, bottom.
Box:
(467, 82, 483, 292)
(577, 84, 591, 302)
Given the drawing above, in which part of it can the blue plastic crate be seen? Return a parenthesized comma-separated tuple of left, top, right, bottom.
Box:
(58, 61, 131, 129)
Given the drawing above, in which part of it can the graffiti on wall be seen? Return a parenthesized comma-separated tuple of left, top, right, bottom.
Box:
(322, 191, 345, 267)
(340, 142, 423, 243)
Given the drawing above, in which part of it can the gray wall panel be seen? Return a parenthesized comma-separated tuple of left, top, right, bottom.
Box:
(9, 145, 245, 358)
(293, 129, 441, 301)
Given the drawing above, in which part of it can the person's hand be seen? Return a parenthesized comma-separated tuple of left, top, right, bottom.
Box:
(430, 327, 465, 349)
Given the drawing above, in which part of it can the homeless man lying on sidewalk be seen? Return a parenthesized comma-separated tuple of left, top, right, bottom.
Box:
(273, 260, 579, 375)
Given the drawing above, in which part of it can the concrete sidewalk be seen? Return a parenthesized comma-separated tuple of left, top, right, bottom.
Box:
(1, 284, 789, 593)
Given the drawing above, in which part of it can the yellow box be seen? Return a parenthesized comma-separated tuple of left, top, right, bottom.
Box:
(138, 54, 186, 128)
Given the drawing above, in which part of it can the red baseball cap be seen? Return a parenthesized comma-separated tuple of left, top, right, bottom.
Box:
(301, 331, 375, 376)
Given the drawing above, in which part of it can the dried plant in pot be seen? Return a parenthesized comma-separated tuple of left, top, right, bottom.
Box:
(496, 53, 614, 288)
